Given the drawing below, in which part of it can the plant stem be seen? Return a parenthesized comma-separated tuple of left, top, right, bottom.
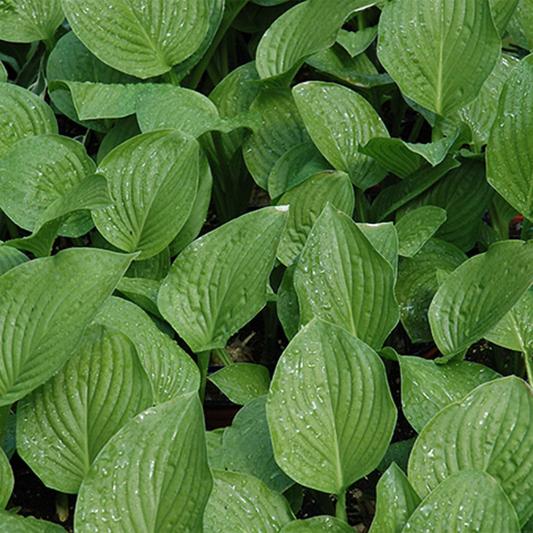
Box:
(354, 188, 369, 223)
(523, 352, 533, 386)
(335, 489, 348, 522)
(431, 119, 444, 142)
(0, 405, 11, 444)
(214, 347, 233, 366)
(197, 350, 211, 403)
(164, 68, 180, 86)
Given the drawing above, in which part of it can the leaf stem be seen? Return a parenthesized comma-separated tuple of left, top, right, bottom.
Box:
(214, 347, 234, 366)
(354, 188, 369, 222)
(164, 68, 180, 86)
(335, 488, 348, 522)
(523, 351, 533, 386)
(197, 350, 211, 403)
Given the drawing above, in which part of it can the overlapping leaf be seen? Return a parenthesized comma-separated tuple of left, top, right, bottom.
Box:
(281, 517, 354, 533)
(0, 447, 12, 509)
(0, 513, 66, 533)
(210, 364, 270, 405)
(396, 206, 447, 257)
(0, 246, 28, 276)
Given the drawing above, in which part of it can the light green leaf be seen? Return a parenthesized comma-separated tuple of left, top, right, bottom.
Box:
(0, 248, 134, 407)
(204, 470, 294, 533)
(396, 239, 467, 344)
(0, 0, 64, 43)
(399, 356, 500, 433)
(281, 516, 354, 533)
(210, 364, 270, 405)
(267, 319, 397, 494)
(116, 277, 162, 318)
(369, 463, 420, 533)
(0, 246, 28, 275)
(277, 260, 300, 341)
(403, 470, 520, 532)
(75, 394, 212, 533)
(356, 221, 399, 278)
(487, 55, 533, 221)
(93, 296, 199, 402)
(489, 0, 519, 34)
(0, 63, 6, 82)
(0, 513, 66, 533)
(256, 0, 380, 82)
(0, 83, 57, 158)
(293, 81, 389, 189)
(0, 447, 12, 509)
(93, 130, 199, 260)
(514, 0, 533, 49)
(428, 240, 533, 358)
(295, 205, 399, 350)
(0, 134, 96, 237)
(158, 207, 288, 352)
(60, 0, 210, 79)
(337, 26, 378, 57)
(17, 324, 153, 493)
(277, 171, 355, 266)
(223, 395, 293, 492)
(206, 428, 226, 470)
(408, 376, 533, 525)
(126, 248, 170, 280)
(396, 206, 447, 257)
(377, 0, 501, 117)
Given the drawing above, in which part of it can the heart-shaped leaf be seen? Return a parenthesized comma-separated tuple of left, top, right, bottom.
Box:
(0, 513, 67, 533)
(60, 0, 210, 79)
(408, 376, 533, 525)
(204, 470, 294, 533)
(75, 393, 212, 533)
(0, 448, 13, 509)
(0, 248, 134, 407)
(158, 206, 288, 352)
(267, 319, 397, 494)
(17, 324, 154, 493)
(210, 364, 270, 406)
(428, 240, 533, 358)
(377, 0, 500, 117)
(92, 130, 199, 260)
(295, 205, 399, 349)
(396, 206, 447, 257)
(281, 516, 354, 533)
(403, 470, 520, 532)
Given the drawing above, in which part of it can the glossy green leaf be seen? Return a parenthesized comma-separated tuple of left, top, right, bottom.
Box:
(0, 83, 57, 158)
(0, 513, 66, 533)
(396, 206, 447, 257)
(267, 319, 397, 494)
(377, 0, 501, 117)
(223, 395, 293, 492)
(17, 324, 153, 493)
(487, 55, 533, 221)
(206, 428, 226, 470)
(0, 447, 12, 509)
(337, 27, 378, 57)
(490, 0, 519, 33)
(514, 0, 533, 49)
(428, 240, 533, 358)
(204, 470, 294, 533)
(356, 221, 399, 278)
(404, 470, 520, 532)
(277, 171, 354, 266)
(277, 260, 300, 341)
(369, 463, 420, 533)
(61, 0, 210, 79)
(0, 246, 28, 275)
(295, 205, 399, 349)
(0, 134, 96, 237)
(409, 376, 533, 525)
(396, 239, 467, 344)
(378, 438, 416, 474)
(0, 248, 134, 407)
(281, 516, 354, 533)
(158, 207, 288, 352)
(93, 296, 199, 402)
(116, 278, 162, 318)
(93, 130, 199, 260)
(126, 248, 170, 280)
(210, 364, 270, 405)
(75, 394, 212, 533)
(0, 0, 64, 43)
(256, 0, 380, 82)
(0, 63, 7, 82)
(293, 81, 389, 189)
(400, 356, 500, 433)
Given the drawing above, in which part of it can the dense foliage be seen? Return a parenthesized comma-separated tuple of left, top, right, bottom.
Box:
(1, 0, 533, 531)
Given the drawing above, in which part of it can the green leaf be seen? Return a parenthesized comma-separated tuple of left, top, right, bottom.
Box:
(75, 394, 212, 533)
(0, 513, 66, 533)
(0, 447, 12, 509)
(116, 277, 162, 318)
(223, 395, 293, 492)
(0, 248, 134, 407)
(295, 205, 399, 350)
(204, 470, 294, 533)
(428, 240, 533, 358)
(293, 81, 389, 189)
(368, 463, 420, 533)
(377, 0, 501, 117)
(0, 246, 28, 276)
(277, 171, 355, 266)
(0, 0, 64, 43)
(514, 0, 533, 49)
(0, 83, 57, 158)
(93, 296, 199, 402)
(267, 319, 397, 494)
(403, 470, 520, 532)
(356, 221, 399, 278)
(210, 364, 270, 405)
(0, 134, 96, 237)
(399, 356, 500, 433)
(0, 63, 7, 82)
(396, 239, 467, 344)
(93, 130, 199, 260)
(396, 206, 447, 257)
(206, 428, 226, 470)
(158, 207, 288, 352)
(256, 0, 380, 82)
(277, 260, 300, 341)
(408, 376, 533, 525)
(487, 55, 533, 221)
(281, 516, 354, 533)
(337, 26, 378, 57)
(17, 324, 154, 493)
(126, 248, 170, 280)
(60, 0, 210, 79)
(489, 0, 520, 34)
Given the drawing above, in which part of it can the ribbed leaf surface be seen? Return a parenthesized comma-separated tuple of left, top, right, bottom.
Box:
(210, 364, 270, 406)
(396, 206, 447, 257)
(489, 0, 519, 33)
(0, 246, 28, 276)
(0, 513, 66, 532)
(281, 517, 354, 533)
(267, 319, 397, 494)
(0, 448, 12, 509)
